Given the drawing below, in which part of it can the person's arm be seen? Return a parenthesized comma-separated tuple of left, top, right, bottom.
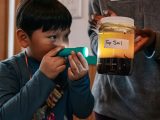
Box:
(88, 0, 116, 56)
(66, 52, 94, 118)
(69, 74, 94, 119)
(88, 0, 101, 56)
(0, 63, 55, 120)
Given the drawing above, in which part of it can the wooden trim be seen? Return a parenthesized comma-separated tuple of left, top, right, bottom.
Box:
(14, 0, 21, 55)
(0, 0, 9, 60)
(89, 65, 96, 88)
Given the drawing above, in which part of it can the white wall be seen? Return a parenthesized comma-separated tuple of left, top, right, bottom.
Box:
(68, 0, 92, 55)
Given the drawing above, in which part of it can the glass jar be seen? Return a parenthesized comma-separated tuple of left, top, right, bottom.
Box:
(97, 16, 135, 75)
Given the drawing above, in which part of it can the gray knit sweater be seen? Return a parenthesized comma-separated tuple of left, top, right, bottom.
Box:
(88, 0, 160, 120)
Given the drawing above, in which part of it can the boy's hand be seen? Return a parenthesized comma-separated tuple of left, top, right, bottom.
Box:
(134, 28, 156, 53)
(68, 51, 89, 80)
(40, 46, 66, 79)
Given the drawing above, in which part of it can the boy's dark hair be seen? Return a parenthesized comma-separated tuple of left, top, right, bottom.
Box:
(16, 0, 72, 37)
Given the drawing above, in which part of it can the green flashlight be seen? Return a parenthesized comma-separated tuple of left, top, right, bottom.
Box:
(57, 47, 88, 57)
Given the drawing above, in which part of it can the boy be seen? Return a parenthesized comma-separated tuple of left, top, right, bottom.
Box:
(0, 0, 94, 120)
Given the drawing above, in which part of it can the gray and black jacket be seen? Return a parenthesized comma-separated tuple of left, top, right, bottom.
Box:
(88, 0, 160, 120)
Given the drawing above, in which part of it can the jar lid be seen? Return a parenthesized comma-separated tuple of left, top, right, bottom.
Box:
(100, 16, 134, 27)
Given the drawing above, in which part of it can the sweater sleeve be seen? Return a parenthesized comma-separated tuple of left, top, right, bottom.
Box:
(68, 74, 94, 119)
(0, 62, 55, 120)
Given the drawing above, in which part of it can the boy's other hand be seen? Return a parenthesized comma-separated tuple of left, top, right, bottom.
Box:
(40, 46, 66, 79)
(68, 51, 89, 81)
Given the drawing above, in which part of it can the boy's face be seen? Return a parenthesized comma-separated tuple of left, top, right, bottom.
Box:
(27, 28, 70, 61)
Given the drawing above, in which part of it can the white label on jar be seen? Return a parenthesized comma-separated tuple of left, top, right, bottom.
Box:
(104, 38, 129, 49)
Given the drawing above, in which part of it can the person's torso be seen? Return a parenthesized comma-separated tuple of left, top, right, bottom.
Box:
(92, 0, 160, 119)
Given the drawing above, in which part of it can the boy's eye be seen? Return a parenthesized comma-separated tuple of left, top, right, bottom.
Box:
(48, 35, 57, 41)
